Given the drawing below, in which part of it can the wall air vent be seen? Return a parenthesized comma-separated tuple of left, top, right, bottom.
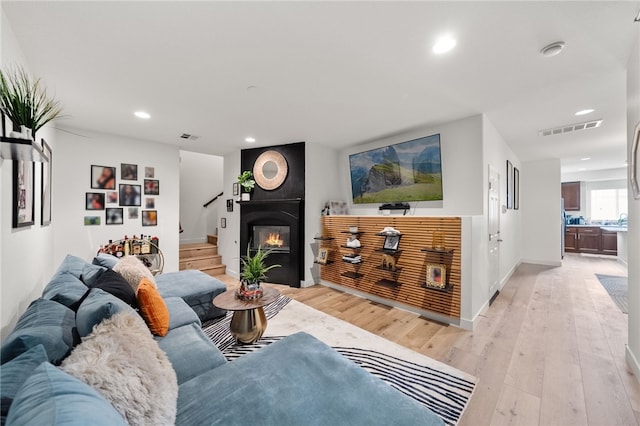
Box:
(538, 119, 602, 137)
(179, 133, 200, 141)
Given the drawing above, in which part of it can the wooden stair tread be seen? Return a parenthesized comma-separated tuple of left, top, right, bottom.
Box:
(180, 242, 217, 251)
(180, 254, 222, 262)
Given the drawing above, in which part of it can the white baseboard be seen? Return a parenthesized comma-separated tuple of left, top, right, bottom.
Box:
(521, 258, 562, 267)
(500, 261, 521, 290)
(626, 345, 640, 383)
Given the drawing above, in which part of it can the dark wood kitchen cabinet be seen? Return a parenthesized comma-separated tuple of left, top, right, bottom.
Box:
(562, 181, 581, 211)
(565, 226, 605, 254)
(601, 230, 618, 255)
(565, 227, 578, 252)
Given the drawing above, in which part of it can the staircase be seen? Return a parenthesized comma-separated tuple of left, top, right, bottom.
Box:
(179, 235, 226, 276)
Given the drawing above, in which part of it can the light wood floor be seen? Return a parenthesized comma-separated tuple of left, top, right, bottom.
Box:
(218, 254, 640, 425)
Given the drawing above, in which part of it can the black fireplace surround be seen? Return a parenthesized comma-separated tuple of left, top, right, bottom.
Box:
(240, 142, 305, 287)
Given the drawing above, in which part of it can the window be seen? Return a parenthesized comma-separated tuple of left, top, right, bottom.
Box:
(590, 189, 627, 221)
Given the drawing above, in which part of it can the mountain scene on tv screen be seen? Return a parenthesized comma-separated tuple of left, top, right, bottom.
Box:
(349, 134, 443, 204)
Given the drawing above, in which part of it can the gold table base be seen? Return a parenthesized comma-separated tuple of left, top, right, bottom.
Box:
(229, 307, 268, 344)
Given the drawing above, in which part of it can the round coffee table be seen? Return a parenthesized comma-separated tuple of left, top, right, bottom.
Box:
(212, 286, 280, 344)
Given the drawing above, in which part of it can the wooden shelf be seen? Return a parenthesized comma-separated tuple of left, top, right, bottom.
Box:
(341, 231, 364, 235)
(421, 248, 454, 254)
(1, 136, 48, 162)
(340, 245, 364, 249)
(314, 260, 334, 265)
(375, 279, 401, 287)
(342, 259, 363, 265)
(421, 283, 453, 293)
(374, 249, 403, 255)
(341, 271, 364, 279)
(376, 232, 403, 236)
(375, 265, 403, 273)
(314, 237, 335, 241)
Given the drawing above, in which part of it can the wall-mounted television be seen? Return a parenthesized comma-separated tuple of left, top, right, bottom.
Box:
(349, 134, 443, 204)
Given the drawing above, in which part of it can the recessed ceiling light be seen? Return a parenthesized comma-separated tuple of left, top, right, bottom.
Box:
(540, 41, 565, 58)
(245, 137, 256, 143)
(581, 157, 591, 161)
(432, 35, 456, 54)
(134, 111, 150, 119)
(575, 109, 594, 116)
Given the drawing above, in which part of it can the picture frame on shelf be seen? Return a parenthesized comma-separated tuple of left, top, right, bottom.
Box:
(142, 210, 158, 226)
(121, 163, 138, 181)
(426, 263, 447, 289)
(41, 140, 52, 226)
(631, 121, 640, 200)
(13, 160, 35, 228)
(85, 192, 105, 210)
(316, 248, 330, 264)
(382, 234, 400, 251)
(105, 207, 123, 225)
(91, 165, 116, 190)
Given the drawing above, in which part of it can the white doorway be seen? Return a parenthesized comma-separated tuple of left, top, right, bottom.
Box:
(488, 165, 501, 299)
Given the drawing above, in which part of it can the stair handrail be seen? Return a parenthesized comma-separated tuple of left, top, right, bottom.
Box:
(203, 191, 224, 208)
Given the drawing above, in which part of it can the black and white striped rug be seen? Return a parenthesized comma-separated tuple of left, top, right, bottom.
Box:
(202, 295, 476, 425)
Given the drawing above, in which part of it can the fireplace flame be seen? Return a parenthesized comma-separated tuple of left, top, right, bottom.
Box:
(264, 233, 284, 247)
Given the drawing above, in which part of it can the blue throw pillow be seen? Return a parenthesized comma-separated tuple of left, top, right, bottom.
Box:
(92, 253, 118, 269)
(89, 269, 137, 308)
(75, 289, 137, 337)
(0, 345, 48, 424)
(41, 272, 88, 309)
(0, 299, 76, 365)
(5, 363, 126, 426)
(54, 255, 105, 286)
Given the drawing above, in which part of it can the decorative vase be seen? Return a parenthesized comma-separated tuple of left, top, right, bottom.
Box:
(237, 280, 263, 301)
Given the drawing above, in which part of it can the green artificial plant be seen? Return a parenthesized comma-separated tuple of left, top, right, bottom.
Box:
(237, 170, 256, 192)
(0, 64, 64, 133)
(240, 243, 281, 285)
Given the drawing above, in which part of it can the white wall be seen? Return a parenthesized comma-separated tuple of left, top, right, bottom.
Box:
(1, 11, 57, 338)
(340, 115, 484, 216)
(52, 129, 180, 272)
(217, 150, 241, 278)
(625, 31, 640, 380)
(179, 150, 223, 244)
(521, 159, 562, 266)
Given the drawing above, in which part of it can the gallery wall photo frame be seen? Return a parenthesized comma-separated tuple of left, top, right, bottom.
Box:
(144, 179, 160, 195)
(506, 160, 514, 209)
(513, 167, 520, 210)
(41, 140, 52, 226)
(13, 160, 35, 228)
(86, 192, 106, 210)
(106, 207, 124, 225)
(142, 210, 158, 226)
(631, 121, 640, 200)
(121, 163, 138, 181)
(91, 165, 116, 190)
(119, 184, 141, 206)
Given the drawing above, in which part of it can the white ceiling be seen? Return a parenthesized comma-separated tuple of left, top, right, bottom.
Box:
(2, 1, 639, 175)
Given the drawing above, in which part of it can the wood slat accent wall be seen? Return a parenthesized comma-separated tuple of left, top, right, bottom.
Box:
(319, 216, 461, 319)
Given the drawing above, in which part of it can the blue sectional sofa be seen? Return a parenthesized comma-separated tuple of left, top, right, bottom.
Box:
(1, 255, 444, 426)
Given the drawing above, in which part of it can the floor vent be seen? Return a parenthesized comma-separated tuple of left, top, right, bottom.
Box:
(179, 133, 200, 141)
(538, 119, 602, 137)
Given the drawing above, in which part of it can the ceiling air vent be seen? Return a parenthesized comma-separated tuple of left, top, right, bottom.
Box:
(179, 133, 199, 141)
(538, 119, 602, 137)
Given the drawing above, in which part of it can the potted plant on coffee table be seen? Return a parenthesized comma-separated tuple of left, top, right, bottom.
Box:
(237, 170, 255, 201)
(238, 244, 280, 301)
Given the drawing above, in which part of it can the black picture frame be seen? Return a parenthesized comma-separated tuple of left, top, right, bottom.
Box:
(506, 160, 513, 209)
(119, 184, 141, 206)
(91, 165, 116, 190)
(144, 179, 160, 195)
(514, 167, 520, 210)
(86, 192, 106, 210)
(226, 199, 234, 212)
(142, 210, 158, 226)
(106, 207, 124, 225)
(41, 140, 52, 226)
(383, 234, 401, 251)
(13, 160, 35, 228)
(121, 163, 138, 181)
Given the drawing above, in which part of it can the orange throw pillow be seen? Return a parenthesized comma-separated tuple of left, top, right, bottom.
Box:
(136, 278, 170, 336)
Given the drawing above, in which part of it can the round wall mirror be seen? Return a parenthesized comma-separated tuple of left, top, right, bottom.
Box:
(253, 150, 288, 190)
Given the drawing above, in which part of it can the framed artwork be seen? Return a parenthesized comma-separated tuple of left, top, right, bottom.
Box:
(121, 163, 138, 180)
(145, 197, 155, 209)
(142, 210, 157, 226)
(316, 248, 330, 264)
(426, 263, 447, 289)
(145, 167, 155, 178)
(86, 192, 105, 210)
(221, 217, 227, 228)
(233, 182, 239, 196)
(107, 191, 118, 204)
(128, 208, 139, 219)
(13, 160, 35, 228)
(382, 234, 401, 251)
(514, 167, 520, 210)
(144, 179, 160, 195)
(226, 199, 233, 212)
(84, 216, 101, 226)
(506, 160, 513, 209)
(41, 140, 52, 226)
(91, 165, 116, 190)
(631, 122, 640, 200)
(119, 184, 141, 206)
(106, 208, 123, 225)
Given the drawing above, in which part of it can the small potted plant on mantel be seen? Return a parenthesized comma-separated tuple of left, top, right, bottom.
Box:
(237, 170, 255, 201)
(0, 64, 64, 142)
(238, 244, 281, 301)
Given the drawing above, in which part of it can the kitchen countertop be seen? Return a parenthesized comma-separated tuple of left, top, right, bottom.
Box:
(566, 224, 628, 232)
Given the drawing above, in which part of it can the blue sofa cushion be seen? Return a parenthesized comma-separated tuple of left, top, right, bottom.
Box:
(5, 363, 126, 426)
(0, 345, 48, 425)
(176, 332, 444, 426)
(41, 272, 88, 309)
(157, 323, 226, 385)
(164, 297, 201, 330)
(0, 299, 76, 365)
(88, 269, 137, 308)
(156, 270, 226, 321)
(55, 254, 105, 287)
(75, 289, 137, 338)
(92, 253, 118, 269)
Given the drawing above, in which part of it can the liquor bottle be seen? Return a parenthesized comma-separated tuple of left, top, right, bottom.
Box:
(141, 235, 151, 255)
(115, 241, 125, 258)
(124, 235, 130, 256)
(133, 238, 142, 255)
(151, 236, 159, 254)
